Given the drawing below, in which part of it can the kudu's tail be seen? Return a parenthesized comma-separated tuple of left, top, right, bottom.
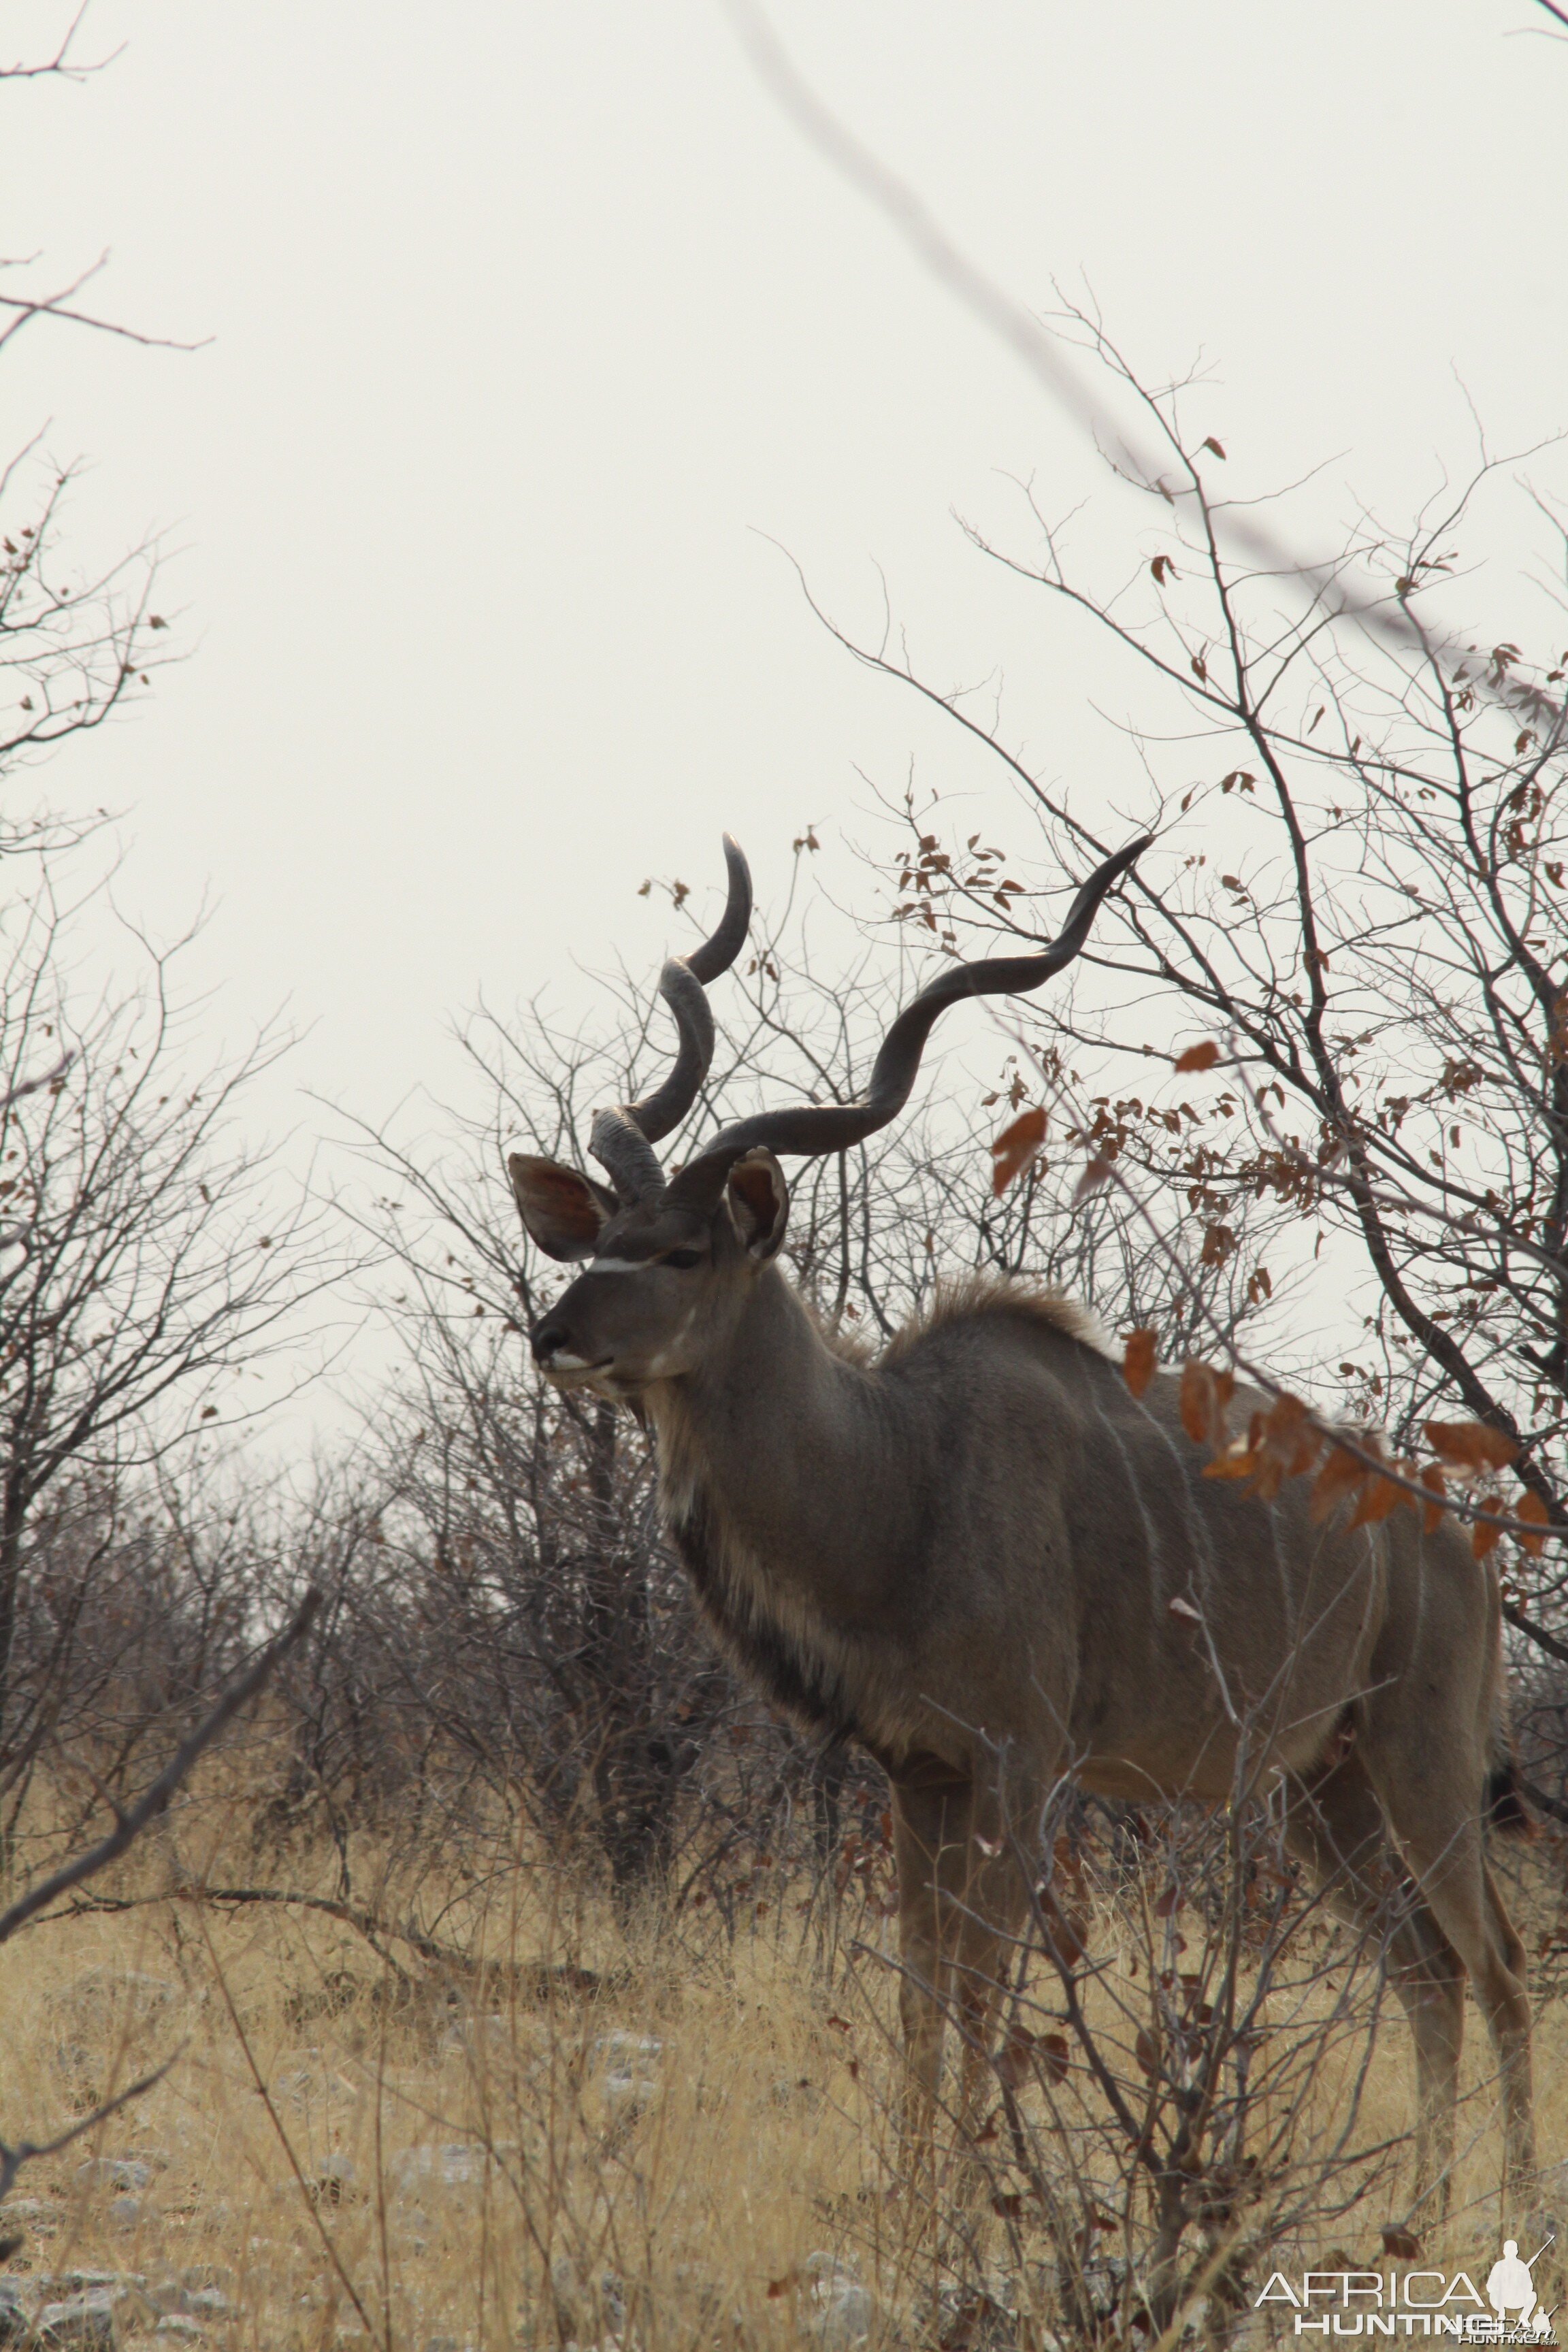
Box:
(1486, 1754, 1535, 1838)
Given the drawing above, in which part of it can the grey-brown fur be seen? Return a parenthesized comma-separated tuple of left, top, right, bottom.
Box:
(506, 832, 1532, 2212)
(516, 1177, 1534, 2212)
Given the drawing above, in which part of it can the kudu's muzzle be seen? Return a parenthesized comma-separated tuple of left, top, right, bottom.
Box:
(529, 1302, 595, 1375)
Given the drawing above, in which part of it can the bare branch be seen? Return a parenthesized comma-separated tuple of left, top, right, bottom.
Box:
(721, 1, 1562, 732)
(0, 3, 119, 82)
(0, 1049, 73, 1113)
(0, 2054, 178, 2205)
(0, 1588, 321, 1947)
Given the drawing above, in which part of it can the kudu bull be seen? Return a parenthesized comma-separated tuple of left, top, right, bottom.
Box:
(509, 836, 1534, 2209)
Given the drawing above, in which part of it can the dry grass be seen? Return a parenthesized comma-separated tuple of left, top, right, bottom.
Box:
(2, 1803, 1566, 2352)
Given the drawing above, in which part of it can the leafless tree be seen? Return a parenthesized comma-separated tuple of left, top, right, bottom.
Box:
(0, 872, 345, 1818)
(0, 1586, 318, 2210)
(1, 444, 168, 808)
(815, 318, 1566, 1680)
(1, 24, 179, 842)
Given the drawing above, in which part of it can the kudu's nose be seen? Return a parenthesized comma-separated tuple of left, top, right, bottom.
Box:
(531, 1316, 568, 1365)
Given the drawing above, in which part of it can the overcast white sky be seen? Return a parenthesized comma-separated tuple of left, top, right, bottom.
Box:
(5, 0, 1567, 1245)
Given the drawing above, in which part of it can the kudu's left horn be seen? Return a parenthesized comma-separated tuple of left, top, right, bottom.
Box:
(589, 833, 753, 1203)
(667, 834, 1149, 1211)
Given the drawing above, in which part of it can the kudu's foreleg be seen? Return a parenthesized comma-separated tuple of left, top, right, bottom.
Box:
(889, 1757, 971, 2148)
(889, 1756, 1030, 2172)
(1284, 1755, 1467, 2218)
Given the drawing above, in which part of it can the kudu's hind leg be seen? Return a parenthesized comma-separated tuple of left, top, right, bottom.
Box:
(1285, 1754, 1467, 2215)
(951, 1844, 1035, 2144)
(1358, 1714, 1537, 2200)
(1475, 1859, 1537, 2198)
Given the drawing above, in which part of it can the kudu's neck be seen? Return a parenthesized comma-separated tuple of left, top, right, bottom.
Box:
(647, 1264, 915, 1614)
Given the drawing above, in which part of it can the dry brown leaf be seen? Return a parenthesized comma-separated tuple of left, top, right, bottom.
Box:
(1419, 1460, 1447, 1535)
(1241, 1392, 1324, 1501)
(1179, 1359, 1235, 1448)
(1045, 1908, 1089, 1967)
(989, 1106, 1047, 1196)
(1122, 1328, 1158, 1397)
(1472, 1494, 1505, 1561)
(1174, 1040, 1221, 1073)
(1247, 1451, 1288, 1502)
(1514, 1490, 1552, 1558)
(1348, 1472, 1405, 1529)
(1038, 2032, 1071, 2083)
(1310, 1443, 1371, 1524)
(1424, 1419, 1519, 1473)
(1179, 1360, 1209, 1445)
(1203, 1441, 1260, 1483)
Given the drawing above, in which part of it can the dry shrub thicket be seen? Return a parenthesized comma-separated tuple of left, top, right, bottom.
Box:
(3, 131, 1568, 2352)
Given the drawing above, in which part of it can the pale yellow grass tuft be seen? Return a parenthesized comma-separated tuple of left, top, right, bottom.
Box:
(1, 1809, 1565, 2350)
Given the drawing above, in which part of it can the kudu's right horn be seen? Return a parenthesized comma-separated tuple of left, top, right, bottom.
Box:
(667, 834, 1149, 1212)
(589, 832, 753, 1204)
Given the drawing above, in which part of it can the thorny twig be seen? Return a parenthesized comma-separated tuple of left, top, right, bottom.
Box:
(0, 1588, 321, 1946)
(0, 1590, 320, 2206)
(1016, 1030, 1568, 1557)
(0, 2056, 179, 2204)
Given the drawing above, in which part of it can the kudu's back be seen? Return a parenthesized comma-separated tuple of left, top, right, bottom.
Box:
(875, 1289, 1495, 1806)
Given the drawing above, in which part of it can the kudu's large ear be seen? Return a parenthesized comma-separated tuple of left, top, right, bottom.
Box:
(508, 1154, 615, 1262)
(725, 1149, 789, 1261)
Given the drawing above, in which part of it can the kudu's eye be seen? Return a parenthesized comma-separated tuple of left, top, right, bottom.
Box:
(664, 1248, 704, 1270)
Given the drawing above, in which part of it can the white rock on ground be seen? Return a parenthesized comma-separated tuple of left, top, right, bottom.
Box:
(48, 1970, 175, 2019)
(602, 2072, 659, 2122)
(592, 2034, 662, 2068)
(595, 2034, 663, 2124)
(551, 2256, 628, 2340)
(800, 2253, 874, 2350)
(76, 2161, 161, 2194)
(176, 2289, 231, 2320)
(34, 2295, 120, 2351)
(308, 2153, 358, 2205)
(391, 2143, 488, 2193)
(0, 2281, 27, 2349)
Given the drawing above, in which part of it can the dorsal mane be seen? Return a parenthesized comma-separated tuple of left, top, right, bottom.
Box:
(879, 1273, 1115, 1367)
